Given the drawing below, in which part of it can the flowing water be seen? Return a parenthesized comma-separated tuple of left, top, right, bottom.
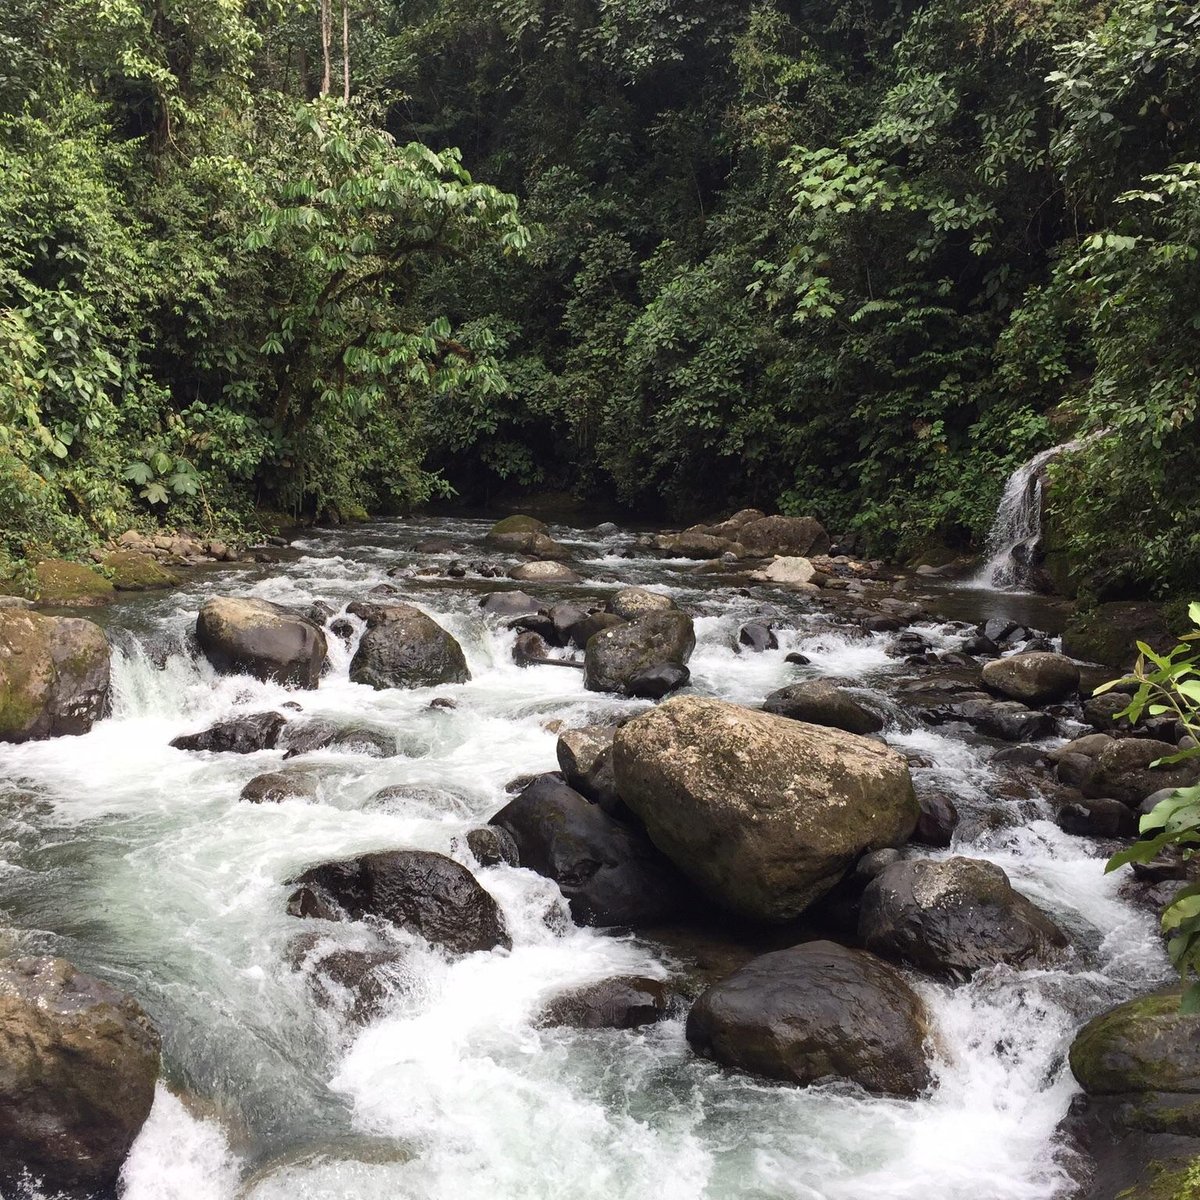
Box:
(0, 517, 1167, 1200)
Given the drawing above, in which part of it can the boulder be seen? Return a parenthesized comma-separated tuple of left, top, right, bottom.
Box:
(171, 710, 286, 753)
(612, 697, 919, 921)
(281, 719, 396, 759)
(685, 941, 929, 1096)
(479, 590, 541, 618)
(1081, 738, 1200, 805)
(556, 724, 621, 811)
(490, 774, 692, 926)
(1063, 602, 1172, 670)
(607, 588, 678, 621)
(509, 561, 581, 583)
(32, 559, 115, 607)
(0, 957, 160, 1195)
(627, 663, 691, 699)
(102, 549, 180, 591)
(240, 771, 319, 804)
(1057, 796, 1137, 838)
(513, 630, 552, 666)
(980, 652, 1080, 706)
(737, 622, 778, 652)
(548, 602, 593, 647)
(858, 857, 1068, 978)
(0, 610, 110, 742)
(466, 826, 520, 868)
(488, 515, 548, 537)
(950, 696, 1057, 742)
(539, 976, 669, 1030)
(569, 610, 624, 647)
(488, 530, 572, 560)
(752, 557, 818, 588)
(584, 611, 695, 695)
(288, 850, 510, 955)
(348, 602, 470, 689)
(913, 790, 958, 848)
(656, 531, 740, 559)
(762, 681, 883, 736)
(197, 597, 327, 687)
(738, 516, 830, 558)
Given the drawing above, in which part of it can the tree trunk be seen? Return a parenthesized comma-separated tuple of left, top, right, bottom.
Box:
(341, 0, 350, 102)
(319, 0, 332, 97)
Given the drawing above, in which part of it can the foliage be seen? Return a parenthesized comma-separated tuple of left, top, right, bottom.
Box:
(1104, 603, 1200, 1009)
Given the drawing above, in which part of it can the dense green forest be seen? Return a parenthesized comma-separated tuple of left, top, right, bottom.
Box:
(1, 0, 1198, 594)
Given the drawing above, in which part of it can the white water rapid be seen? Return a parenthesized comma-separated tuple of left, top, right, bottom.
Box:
(0, 516, 1167, 1200)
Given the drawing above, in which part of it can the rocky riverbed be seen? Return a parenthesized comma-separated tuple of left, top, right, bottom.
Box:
(0, 512, 1191, 1200)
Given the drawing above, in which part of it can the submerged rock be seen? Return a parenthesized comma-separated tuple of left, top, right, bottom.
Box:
(281, 719, 397, 759)
(171, 710, 287, 753)
(685, 941, 929, 1096)
(288, 850, 510, 955)
(612, 696, 918, 922)
(490, 774, 692, 926)
(240, 771, 319, 804)
(348, 602, 470, 690)
(539, 976, 669, 1030)
(0, 610, 110, 742)
(0, 957, 160, 1195)
(858, 857, 1068, 978)
(584, 611, 695, 695)
(197, 597, 327, 687)
(762, 680, 883, 736)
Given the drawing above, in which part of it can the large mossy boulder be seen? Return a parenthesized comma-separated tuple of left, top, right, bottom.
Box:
(0, 957, 160, 1195)
(612, 696, 919, 922)
(1080, 738, 1200, 805)
(858, 857, 1068, 978)
(197, 597, 327, 687)
(762, 680, 883, 735)
(490, 774, 692, 926)
(488, 514, 548, 538)
(685, 941, 930, 1096)
(584, 611, 695, 695)
(348, 602, 470, 690)
(31, 559, 115, 607)
(980, 651, 1080, 706)
(288, 850, 510, 955)
(0, 610, 110, 742)
(1063, 602, 1172, 670)
(738, 515, 830, 558)
(102, 550, 180, 591)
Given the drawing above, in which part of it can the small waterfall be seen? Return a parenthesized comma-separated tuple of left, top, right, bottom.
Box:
(973, 440, 1082, 591)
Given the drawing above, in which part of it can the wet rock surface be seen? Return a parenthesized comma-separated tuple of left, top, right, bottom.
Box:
(197, 596, 327, 687)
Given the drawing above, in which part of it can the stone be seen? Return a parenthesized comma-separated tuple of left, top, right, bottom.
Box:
(1081, 738, 1200, 805)
(490, 774, 692, 927)
(170, 710, 286, 753)
(608, 587, 678, 621)
(348, 602, 470, 689)
(281, 719, 397, 759)
(488, 530, 572, 560)
(656, 531, 740, 559)
(513, 630, 552, 666)
(0, 610, 110, 742)
(737, 622, 778, 652)
(626, 663, 691, 699)
(547, 602, 592, 646)
(509, 561, 581, 583)
(752, 556, 818, 588)
(556, 725, 620, 811)
(1057, 796, 1137, 838)
(858, 856, 1069, 978)
(197, 597, 327, 687)
(762, 681, 883, 736)
(539, 976, 669, 1030)
(288, 850, 510, 955)
(479, 590, 541, 618)
(738, 515, 830, 558)
(913, 790, 958, 847)
(102, 549, 180, 590)
(951, 696, 1058, 742)
(981, 652, 1081, 706)
(488, 514, 548, 537)
(612, 697, 919, 921)
(584, 611, 695, 695)
(466, 826, 519, 868)
(240, 771, 318, 804)
(292, 940, 407, 1024)
(31, 559, 115, 607)
(685, 941, 929, 1097)
(569, 611, 625, 647)
(0, 957, 160, 1195)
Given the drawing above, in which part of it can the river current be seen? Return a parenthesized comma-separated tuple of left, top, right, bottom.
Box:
(0, 516, 1168, 1200)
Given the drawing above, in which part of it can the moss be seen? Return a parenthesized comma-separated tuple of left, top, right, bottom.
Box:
(101, 550, 179, 591)
(1117, 1157, 1200, 1200)
(32, 559, 115, 608)
(489, 514, 548, 536)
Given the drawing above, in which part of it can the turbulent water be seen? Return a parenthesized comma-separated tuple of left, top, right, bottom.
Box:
(0, 517, 1168, 1200)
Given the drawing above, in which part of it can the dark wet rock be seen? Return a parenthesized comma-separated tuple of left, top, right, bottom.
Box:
(584, 611, 695, 695)
(992, 745, 1051, 768)
(785, 652, 811, 666)
(1057, 796, 1137, 838)
(961, 634, 999, 657)
(981, 652, 1081, 706)
(607, 587, 678, 621)
(950, 696, 1057, 742)
(510, 561, 581, 583)
(594, 522, 621, 537)
(513, 630, 553, 666)
(626, 663, 691, 699)
(556, 724, 620, 812)
(290, 935, 409, 1024)
(855, 848, 902, 881)
(466, 826, 520, 868)
(548, 602, 593, 647)
(429, 697, 458, 711)
(1056, 752, 1096, 789)
(281, 719, 397, 759)
(490, 774, 692, 927)
(613, 697, 918, 922)
(569, 610, 624, 647)
(289, 850, 510, 955)
(539, 976, 669, 1030)
(171, 710, 286, 753)
(913, 790, 958, 848)
(1082, 692, 1134, 731)
(685, 941, 929, 1097)
(0, 957, 160, 1195)
(762, 680, 883, 736)
(737, 622, 779, 653)
(489, 530, 572, 559)
(240, 771, 319, 804)
(0, 610, 111, 742)
(1081, 738, 1200, 805)
(479, 590, 541, 618)
(197, 597, 327, 687)
(328, 618, 355, 642)
(1050, 733, 1115, 762)
(348, 602, 470, 690)
(858, 857, 1068, 978)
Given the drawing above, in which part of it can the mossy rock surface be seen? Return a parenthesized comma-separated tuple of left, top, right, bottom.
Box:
(1063, 602, 1172, 670)
(488, 514, 548, 537)
(102, 550, 179, 591)
(32, 560, 115, 608)
(1071, 991, 1200, 1097)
